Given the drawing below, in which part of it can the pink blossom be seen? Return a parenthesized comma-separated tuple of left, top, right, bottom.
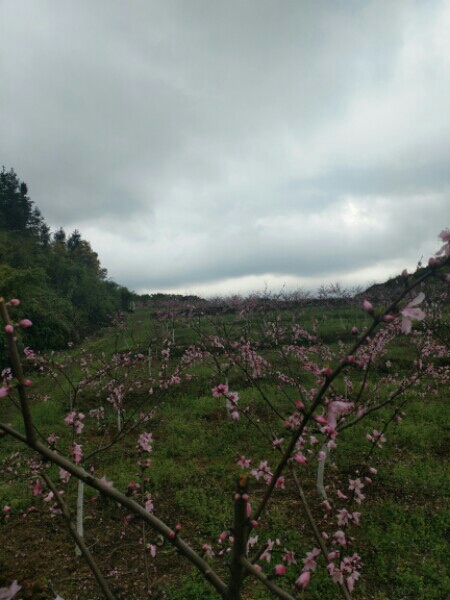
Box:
(322, 499, 332, 511)
(436, 228, 450, 256)
(59, 469, 71, 484)
(260, 539, 275, 562)
(4, 325, 13, 334)
(64, 412, 76, 425)
(137, 432, 153, 453)
(348, 478, 364, 493)
(336, 508, 351, 526)
(218, 530, 229, 543)
(400, 292, 426, 334)
(351, 325, 359, 335)
(275, 476, 285, 489)
(7, 299, 20, 307)
(228, 391, 239, 403)
(294, 453, 307, 465)
(33, 479, 43, 496)
(74, 420, 84, 434)
(327, 401, 354, 430)
(0, 387, 11, 398)
(23, 347, 36, 358)
(349, 478, 366, 503)
(47, 432, 59, 446)
(351, 511, 361, 525)
(315, 415, 328, 426)
(273, 564, 287, 576)
(302, 547, 321, 572)
(19, 319, 32, 328)
(327, 562, 344, 584)
(72, 443, 83, 463)
(295, 571, 311, 590)
(327, 438, 337, 450)
(366, 429, 386, 448)
(202, 543, 215, 558)
(99, 476, 114, 487)
(346, 575, 356, 593)
(333, 530, 347, 546)
(251, 460, 272, 483)
(212, 383, 229, 397)
(282, 550, 297, 565)
(237, 455, 251, 468)
(0, 580, 22, 600)
(362, 300, 373, 313)
(401, 269, 408, 277)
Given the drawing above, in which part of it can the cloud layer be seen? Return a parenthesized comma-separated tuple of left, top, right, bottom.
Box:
(1, 1, 449, 296)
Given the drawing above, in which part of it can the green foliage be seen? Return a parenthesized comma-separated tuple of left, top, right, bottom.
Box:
(0, 168, 134, 355)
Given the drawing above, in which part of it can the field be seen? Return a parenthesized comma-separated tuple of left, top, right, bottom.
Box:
(1, 296, 450, 599)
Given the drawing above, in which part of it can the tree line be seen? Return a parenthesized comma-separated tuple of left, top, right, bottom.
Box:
(0, 166, 134, 357)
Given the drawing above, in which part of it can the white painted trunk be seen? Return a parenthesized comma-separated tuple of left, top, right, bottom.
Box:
(316, 443, 329, 499)
(76, 479, 84, 556)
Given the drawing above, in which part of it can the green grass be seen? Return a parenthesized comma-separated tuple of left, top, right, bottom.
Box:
(1, 303, 450, 598)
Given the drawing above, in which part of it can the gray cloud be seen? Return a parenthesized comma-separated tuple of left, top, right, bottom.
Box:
(1, 0, 449, 296)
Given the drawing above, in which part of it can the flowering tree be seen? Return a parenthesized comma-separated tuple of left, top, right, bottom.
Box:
(0, 230, 449, 599)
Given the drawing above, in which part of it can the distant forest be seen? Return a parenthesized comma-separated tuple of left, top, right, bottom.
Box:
(0, 167, 135, 357)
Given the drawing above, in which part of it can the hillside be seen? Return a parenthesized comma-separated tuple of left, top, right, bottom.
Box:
(0, 167, 134, 359)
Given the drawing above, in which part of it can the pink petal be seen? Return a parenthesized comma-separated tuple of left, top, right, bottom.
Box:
(0, 580, 22, 600)
(407, 292, 425, 308)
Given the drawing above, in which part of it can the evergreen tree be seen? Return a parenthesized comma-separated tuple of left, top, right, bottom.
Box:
(0, 167, 134, 357)
(0, 167, 33, 232)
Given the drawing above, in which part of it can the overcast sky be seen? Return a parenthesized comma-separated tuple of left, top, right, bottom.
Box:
(1, 1, 449, 297)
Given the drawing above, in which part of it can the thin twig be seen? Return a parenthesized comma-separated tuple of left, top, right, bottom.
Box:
(239, 557, 297, 600)
(291, 468, 351, 600)
(42, 473, 116, 600)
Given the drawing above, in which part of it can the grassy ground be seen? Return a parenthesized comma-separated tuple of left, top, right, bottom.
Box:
(1, 302, 450, 599)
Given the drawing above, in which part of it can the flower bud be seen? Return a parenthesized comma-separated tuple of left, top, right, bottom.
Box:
(296, 571, 311, 590)
(362, 300, 374, 313)
(274, 564, 286, 576)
